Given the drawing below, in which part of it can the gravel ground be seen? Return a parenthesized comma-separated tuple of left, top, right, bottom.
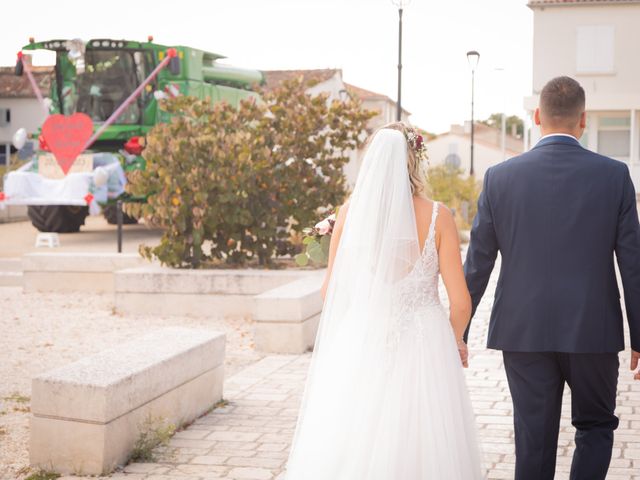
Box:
(0, 286, 263, 480)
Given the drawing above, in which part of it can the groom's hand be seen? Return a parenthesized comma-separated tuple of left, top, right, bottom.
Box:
(457, 340, 469, 368)
(632, 350, 640, 381)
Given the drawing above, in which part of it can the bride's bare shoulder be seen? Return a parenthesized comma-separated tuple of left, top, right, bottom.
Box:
(412, 196, 430, 211)
(413, 197, 456, 234)
(412, 196, 440, 220)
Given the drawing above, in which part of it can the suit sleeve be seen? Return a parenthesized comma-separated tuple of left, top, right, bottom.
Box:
(463, 167, 499, 342)
(614, 166, 640, 352)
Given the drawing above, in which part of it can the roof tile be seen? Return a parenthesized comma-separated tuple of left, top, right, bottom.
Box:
(529, 0, 640, 6)
(0, 66, 53, 99)
(262, 69, 341, 93)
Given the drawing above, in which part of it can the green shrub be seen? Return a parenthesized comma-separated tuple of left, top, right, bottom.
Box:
(427, 165, 481, 230)
(127, 77, 374, 268)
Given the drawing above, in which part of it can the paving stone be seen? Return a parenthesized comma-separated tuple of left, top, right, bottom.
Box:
(205, 431, 262, 442)
(125, 257, 639, 480)
(226, 467, 274, 480)
(190, 455, 230, 465)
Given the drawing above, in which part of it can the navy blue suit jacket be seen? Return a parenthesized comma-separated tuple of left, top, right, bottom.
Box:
(464, 134, 640, 353)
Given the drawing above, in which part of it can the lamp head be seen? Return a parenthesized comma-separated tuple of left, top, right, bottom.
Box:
(391, 0, 412, 8)
(466, 50, 480, 70)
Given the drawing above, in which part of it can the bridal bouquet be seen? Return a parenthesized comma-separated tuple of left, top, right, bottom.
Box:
(295, 212, 336, 266)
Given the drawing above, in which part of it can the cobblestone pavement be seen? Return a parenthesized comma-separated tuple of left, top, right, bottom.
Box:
(105, 273, 640, 480)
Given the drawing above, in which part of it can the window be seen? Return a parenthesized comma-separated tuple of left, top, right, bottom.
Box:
(444, 153, 461, 169)
(576, 25, 614, 74)
(597, 115, 630, 158)
(599, 131, 630, 157)
(0, 108, 10, 127)
(63, 50, 141, 124)
(0, 144, 7, 165)
(445, 142, 461, 169)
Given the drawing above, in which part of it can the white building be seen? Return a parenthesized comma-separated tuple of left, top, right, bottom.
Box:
(425, 123, 524, 181)
(524, 0, 640, 188)
(263, 69, 411, 188)
(0, 63, 50, 167)
(344, 82, 411, 130)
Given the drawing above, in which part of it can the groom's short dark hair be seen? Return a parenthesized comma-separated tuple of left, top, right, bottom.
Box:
(540, 76, 585, 126)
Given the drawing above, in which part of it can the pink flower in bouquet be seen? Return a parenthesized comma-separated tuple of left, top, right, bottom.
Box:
(315, 213, 336, 236)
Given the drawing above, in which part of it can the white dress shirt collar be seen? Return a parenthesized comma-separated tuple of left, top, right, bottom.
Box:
(537, 133, 578, 142)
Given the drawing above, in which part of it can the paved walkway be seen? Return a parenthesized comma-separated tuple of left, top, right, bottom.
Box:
(109, 294, 640, 480)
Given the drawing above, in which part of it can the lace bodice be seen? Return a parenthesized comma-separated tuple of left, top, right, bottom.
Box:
(394, 201, 441, 309)
(387, 202, 442, 350)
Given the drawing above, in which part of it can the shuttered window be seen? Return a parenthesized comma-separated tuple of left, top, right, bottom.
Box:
(576, 25, 615, 74)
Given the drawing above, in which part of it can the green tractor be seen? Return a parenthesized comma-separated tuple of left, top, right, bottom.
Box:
(4, 37, 263, 232)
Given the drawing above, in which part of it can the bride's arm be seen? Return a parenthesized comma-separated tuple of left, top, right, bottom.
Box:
(437, 206, 473, 346)
(320, 202, 350, 300)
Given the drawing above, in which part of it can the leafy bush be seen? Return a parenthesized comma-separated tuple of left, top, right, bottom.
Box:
(427, 165, 481, 230)
(127, 77, 374, 268)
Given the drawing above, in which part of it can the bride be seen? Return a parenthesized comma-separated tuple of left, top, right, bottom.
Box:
(283, 123, 483, 479)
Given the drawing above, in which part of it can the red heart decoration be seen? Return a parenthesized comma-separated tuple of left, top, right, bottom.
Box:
(41, 113, 94, 175)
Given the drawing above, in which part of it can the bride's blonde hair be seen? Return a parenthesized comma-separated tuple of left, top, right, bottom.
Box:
(362, 122, 428, 197)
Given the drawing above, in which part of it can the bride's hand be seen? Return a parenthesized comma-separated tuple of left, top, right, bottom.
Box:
(457, 339, 469, 368)
(632, 350, 640, 380)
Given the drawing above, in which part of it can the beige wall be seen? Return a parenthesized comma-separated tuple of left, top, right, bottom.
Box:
(526, 3, 640, 111)
(425, 134, 520, 182)
(0, 98, 46, 143)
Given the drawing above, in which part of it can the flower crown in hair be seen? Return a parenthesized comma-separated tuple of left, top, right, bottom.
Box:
(404, 127, 429, 165)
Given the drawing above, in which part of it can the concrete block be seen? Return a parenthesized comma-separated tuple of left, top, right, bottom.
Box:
(254, 314, 321, 354)
(0, 257, 22, 271)
(22, 252, 146, 293)
(0, 271, 23, 287)
(252, 272, 325, 353)
(29, 327, 226, 475)
(114, 265, 316, 318)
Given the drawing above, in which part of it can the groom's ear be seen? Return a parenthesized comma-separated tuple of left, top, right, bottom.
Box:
(534, 108, 541, 126)
(579, 111, 586, 128)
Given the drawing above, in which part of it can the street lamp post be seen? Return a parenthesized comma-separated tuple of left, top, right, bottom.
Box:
(392, 0, 411, 121)
(467, 50, 480, 176)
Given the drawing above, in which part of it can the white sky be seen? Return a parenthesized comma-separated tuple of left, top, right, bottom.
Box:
(1, 0, 534, 133)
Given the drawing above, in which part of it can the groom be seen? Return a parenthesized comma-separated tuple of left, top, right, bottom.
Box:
(464, 76, 640, 480)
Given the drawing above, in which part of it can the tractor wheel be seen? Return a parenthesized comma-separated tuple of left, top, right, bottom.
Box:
(102, 204, 138, 225)
(27, 205, 89, 233)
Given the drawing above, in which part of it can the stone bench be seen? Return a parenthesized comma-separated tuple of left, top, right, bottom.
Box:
(253, 271, 325, 353)
(0, 257, 23, 287)
(115, 264, 316, 318)
(23, 252, 145, 293)
(30, 327, 226, 475)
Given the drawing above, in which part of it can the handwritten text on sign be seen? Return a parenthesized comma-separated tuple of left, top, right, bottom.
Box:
(41, 113, 94, 175)
(38, 153, 94, 180)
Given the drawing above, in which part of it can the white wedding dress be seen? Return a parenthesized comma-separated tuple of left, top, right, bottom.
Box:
(284, 129, 483, 479)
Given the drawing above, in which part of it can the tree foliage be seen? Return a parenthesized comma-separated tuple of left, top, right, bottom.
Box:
(480, 113, 524, 138)
(126, 77, 375, 268)
(427, 165, 481, 230)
